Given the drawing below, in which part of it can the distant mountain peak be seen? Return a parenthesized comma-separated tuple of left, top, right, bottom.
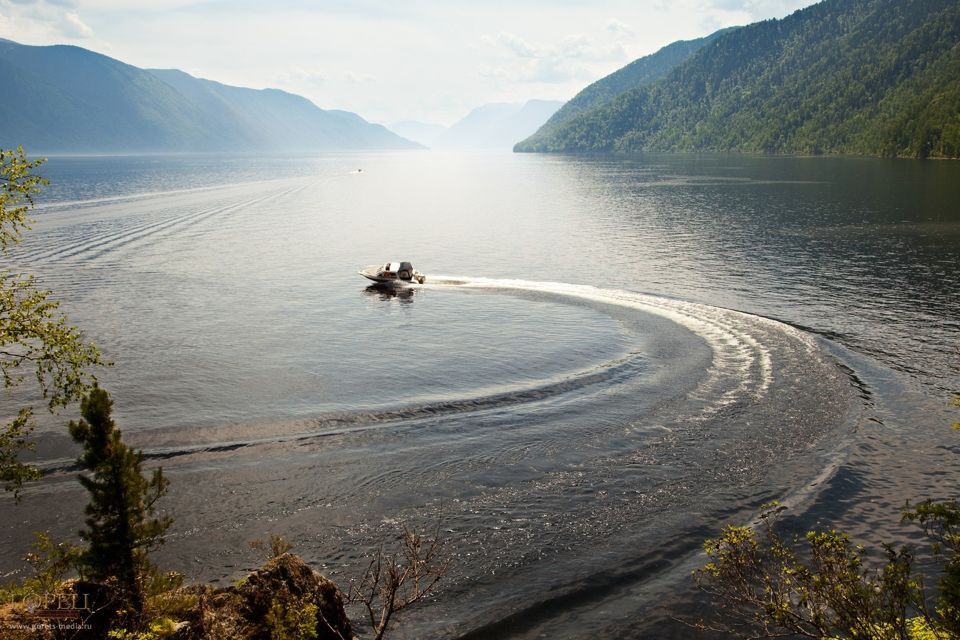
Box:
(0, 38, 419, 153)
(433, 99, 564, 150)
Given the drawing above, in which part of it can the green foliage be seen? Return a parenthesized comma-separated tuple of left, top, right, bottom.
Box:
(69, 386, 171, 619)
(21, 530, 84, 595)
(143, 570, 196, 626)
(903, 500, 960, 634)
(265, 598, 318, 640)
(527, 29, 731, 146)
(0, 146, 46, 252)
(0, 410, 41, 500)
(0, 577, 31, 605)
(107, 617, 180, 640)
(697, 503, 959, 638)
(0, 146, 103, 499)
(516, 0, 960, 158)
(0, 273, 102, 408)
(907, 616, 945, 640)
(105, 573, 191, 640)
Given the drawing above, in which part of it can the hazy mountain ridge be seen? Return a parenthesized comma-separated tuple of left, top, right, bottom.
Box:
(433, 100, 563, 150)
(515, 0, 960, 158)
(0, 38, 419, 153)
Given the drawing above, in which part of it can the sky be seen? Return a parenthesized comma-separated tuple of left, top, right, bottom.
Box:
(0, 0, 818, 126)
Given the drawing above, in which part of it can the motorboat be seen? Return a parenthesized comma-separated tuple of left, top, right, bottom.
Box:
(358, 261, 426, 285)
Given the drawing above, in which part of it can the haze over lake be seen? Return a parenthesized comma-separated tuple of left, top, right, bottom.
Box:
(3, 151, 959, 637)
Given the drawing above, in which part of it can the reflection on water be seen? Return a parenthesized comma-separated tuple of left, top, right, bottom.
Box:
(364, 283, 417, 303)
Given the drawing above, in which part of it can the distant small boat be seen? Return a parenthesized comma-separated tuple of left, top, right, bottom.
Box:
(358, 261, 426, 285)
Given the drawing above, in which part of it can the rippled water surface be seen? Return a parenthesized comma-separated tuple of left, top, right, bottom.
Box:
(2, 152, 958, 638)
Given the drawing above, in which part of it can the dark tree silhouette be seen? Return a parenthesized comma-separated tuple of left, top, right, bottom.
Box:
(69, 386, 171, 618)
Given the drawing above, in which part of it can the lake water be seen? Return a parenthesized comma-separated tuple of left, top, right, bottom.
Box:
(2, 151, 958, 638)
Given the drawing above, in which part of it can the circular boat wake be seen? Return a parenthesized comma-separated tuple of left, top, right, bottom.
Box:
(357, 276, 864, 638)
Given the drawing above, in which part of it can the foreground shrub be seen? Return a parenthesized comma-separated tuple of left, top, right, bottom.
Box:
(695, 501, 959, 639)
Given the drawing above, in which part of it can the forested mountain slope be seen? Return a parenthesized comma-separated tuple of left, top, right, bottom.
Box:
(516, 0, 960, 158)
(531, 29, 731, 143)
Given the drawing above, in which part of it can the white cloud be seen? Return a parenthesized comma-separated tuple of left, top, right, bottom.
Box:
(707, 0, 807, 19)
(477, 25, 634, 89)
(274, 66, 327, 88)
(342, 70, 376, 84)
(558, 34, 592, 58)
(62, 10, 93, 37)
(606, 18, 634, 38)
(668, 0, 813, 32)
(0, 0, 95, 41)
(482, 32, 538, 58)
(483, 30, 628, 63)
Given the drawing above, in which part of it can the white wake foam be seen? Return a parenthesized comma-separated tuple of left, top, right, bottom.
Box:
(426, 277, 819, 422)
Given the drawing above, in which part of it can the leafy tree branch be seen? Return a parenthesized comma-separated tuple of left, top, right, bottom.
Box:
(0, 146, 104, 499)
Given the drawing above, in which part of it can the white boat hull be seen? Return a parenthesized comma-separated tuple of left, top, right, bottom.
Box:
(359, 265, 425, 284)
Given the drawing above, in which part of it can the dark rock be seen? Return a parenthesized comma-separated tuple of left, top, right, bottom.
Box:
(169, 554, 354, 640)
(234, 553, 354, 640)
(5, 554, 356, 640)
